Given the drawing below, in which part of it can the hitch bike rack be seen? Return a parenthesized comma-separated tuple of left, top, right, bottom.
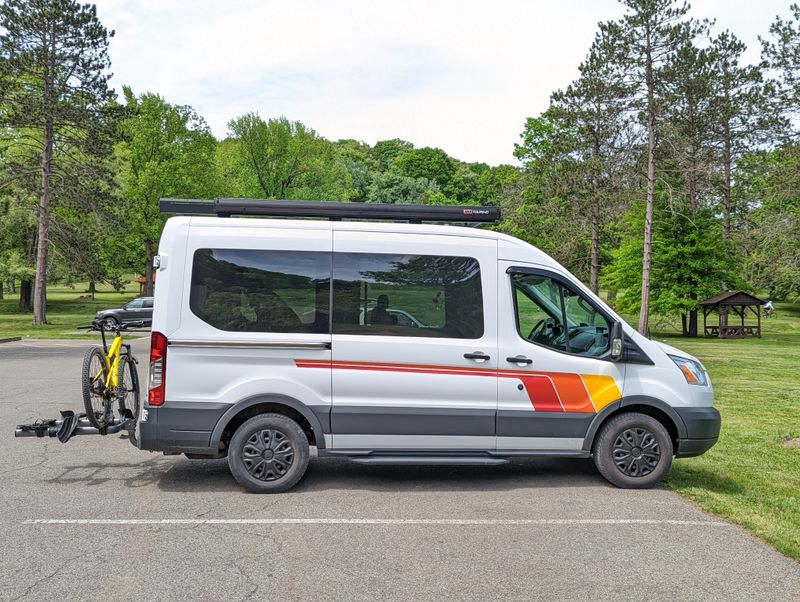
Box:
(15, 410, 138, 446)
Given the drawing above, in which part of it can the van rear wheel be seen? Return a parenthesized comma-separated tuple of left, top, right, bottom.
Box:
(593, 412, 673, 489)
(228, 413, 309, 493)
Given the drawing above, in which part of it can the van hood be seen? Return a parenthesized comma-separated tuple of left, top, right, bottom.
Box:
(653, 340, 698, 363)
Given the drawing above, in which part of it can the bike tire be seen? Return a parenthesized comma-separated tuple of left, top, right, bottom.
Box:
(82, 347, 111, 429)
(117, 355, 140, 422)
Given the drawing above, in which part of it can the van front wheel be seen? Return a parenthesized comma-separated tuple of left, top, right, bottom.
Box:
(593, 412, 673, 489)
(228, 413, 309, 493)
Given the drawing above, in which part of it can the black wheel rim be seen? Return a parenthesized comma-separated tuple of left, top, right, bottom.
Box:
(242, 429, 294, 481)
(118, 361, 137, 416)
(613, 427, 661, 477)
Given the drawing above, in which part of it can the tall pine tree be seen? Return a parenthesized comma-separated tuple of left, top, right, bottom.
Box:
(0, 0, 114, 324)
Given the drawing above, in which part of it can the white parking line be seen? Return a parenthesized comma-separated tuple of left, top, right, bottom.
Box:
(23, 518, 733, 526)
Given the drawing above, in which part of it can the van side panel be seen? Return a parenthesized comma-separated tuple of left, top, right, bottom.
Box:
(329, 228, 498, 451)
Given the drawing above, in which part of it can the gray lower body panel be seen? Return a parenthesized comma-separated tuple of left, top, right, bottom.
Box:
(139, 401, 229, 453)
(497, 410, 594, 438)
(332, 406, 495, 436)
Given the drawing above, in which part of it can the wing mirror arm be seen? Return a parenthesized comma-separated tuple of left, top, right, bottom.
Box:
(610, 321, 624, 362)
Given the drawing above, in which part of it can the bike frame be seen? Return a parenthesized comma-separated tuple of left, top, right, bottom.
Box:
(94, 328, 128, 392)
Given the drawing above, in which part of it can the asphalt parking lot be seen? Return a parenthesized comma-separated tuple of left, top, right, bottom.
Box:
(1, 339, 798, 601)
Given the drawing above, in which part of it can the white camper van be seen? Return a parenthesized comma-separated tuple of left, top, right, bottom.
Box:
(138, 199, 720, 493)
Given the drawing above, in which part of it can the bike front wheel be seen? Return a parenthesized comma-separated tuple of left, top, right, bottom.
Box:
(116, 355, 140, 422)
(82, 347, 111, 429)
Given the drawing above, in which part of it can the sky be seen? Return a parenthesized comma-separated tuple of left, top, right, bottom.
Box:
(93, 0, 790, 166)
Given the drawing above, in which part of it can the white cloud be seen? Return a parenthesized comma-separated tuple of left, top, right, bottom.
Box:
(94, 0, 787, 165)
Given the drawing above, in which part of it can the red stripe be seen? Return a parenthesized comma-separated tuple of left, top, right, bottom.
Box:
(294, 359, 596, 414)
(519, 375, 564, 412)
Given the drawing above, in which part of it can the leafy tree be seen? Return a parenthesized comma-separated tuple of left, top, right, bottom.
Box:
(0, 0, 115, 323)
(476, 164, 520, 206)
(226, 113, 352, 200)
(335, 139, 377, 202)
(371, 139, 414, 170)
(735, 148, 800, 300)
(609, 197, 734, 335)
(115, 87, 218, 296)
(395, 147, 455, 189)
(365, 171, 436, 204)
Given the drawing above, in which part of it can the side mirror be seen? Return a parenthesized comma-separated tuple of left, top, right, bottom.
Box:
(610, 321, 624, 361)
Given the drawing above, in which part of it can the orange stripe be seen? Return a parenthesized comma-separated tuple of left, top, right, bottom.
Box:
(548, 373, 595, 413)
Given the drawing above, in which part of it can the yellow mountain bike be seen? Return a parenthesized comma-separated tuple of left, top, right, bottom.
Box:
(79, 319, 144, 431)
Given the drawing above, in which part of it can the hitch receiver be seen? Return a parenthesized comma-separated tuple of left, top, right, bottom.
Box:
(15, 410, 137, 446)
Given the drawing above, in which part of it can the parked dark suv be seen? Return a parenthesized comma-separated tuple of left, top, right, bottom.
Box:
(95, 297, 153, 330)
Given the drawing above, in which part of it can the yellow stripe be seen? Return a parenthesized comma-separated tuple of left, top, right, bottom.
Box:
(580, 374, 622, 412)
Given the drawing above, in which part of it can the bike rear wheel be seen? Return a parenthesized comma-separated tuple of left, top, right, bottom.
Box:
(82, 347, 111, 429)
(116, 355, 140, 422)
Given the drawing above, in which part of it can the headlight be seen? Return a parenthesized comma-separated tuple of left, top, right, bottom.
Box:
(669, 355, 708, 387)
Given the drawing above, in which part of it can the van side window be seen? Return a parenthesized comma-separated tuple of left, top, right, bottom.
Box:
(190, 249, 331, 334)
(333, 253, 484, 339)
(512, 273, 610, 357)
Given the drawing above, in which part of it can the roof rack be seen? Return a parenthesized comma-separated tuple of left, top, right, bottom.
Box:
(159, 198, 500, 224)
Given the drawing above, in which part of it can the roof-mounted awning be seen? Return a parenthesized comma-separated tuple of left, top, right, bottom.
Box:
(159, 198, 501, 224)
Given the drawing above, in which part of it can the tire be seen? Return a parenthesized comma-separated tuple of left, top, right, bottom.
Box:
(116, 355, 140, 422)
(82, 347, 111, 429)
(228, 414, 310, 493)
(593, 412, 673, 489)
(102, 316, 118, 332)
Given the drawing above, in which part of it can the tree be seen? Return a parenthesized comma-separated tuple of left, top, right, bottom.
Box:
(735, 148, 800, 301)
(115, 87, 218, 296)
(548, 40, 635, 294)
(0, 0, 115, 324)
(365, 171, 436, 204)
(599, 0, 705, 334)
(609, 197, 734, 335)
(395, 147, 455, 190)
(708, 31, 765, 240)
(761, 3, 800, 120)
(371, 139, 413, 170)
(226, 113, 352, 200)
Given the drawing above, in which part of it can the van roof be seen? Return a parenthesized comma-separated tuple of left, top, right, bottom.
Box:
(173, 216, 561, 270)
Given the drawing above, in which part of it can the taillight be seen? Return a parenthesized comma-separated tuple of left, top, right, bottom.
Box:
(148, 331, 167, 406)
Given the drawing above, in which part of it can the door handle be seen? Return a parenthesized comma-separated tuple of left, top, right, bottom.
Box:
(506, 355, 533, 365)
(464, 352, 490, 361)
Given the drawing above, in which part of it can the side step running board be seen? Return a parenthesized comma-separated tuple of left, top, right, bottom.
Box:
(350, 456, 508, 466)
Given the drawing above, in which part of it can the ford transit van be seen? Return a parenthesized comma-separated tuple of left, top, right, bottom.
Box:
(139, 199, 720, 493)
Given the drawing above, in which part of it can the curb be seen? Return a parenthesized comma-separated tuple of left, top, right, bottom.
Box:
(0, 337, 22, 344)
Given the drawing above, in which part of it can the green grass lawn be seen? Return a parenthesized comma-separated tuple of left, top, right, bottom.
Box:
(0, 280, 141, 339)
(2, 282, 799, 559)
(654, 303, 800, 561)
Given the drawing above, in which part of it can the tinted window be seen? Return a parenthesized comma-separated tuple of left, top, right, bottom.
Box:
(143, 299, 154, 308)
(126, 298, 144, 309)
(333, 253, 483, 339)
(190, 249, 330, 333)
(512, 273, 610, 357)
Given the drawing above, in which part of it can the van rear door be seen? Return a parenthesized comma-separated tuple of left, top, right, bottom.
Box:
(161, 222, 333, 449)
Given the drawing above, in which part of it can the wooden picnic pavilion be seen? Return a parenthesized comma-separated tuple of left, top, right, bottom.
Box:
(699, 290, 765, 339)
